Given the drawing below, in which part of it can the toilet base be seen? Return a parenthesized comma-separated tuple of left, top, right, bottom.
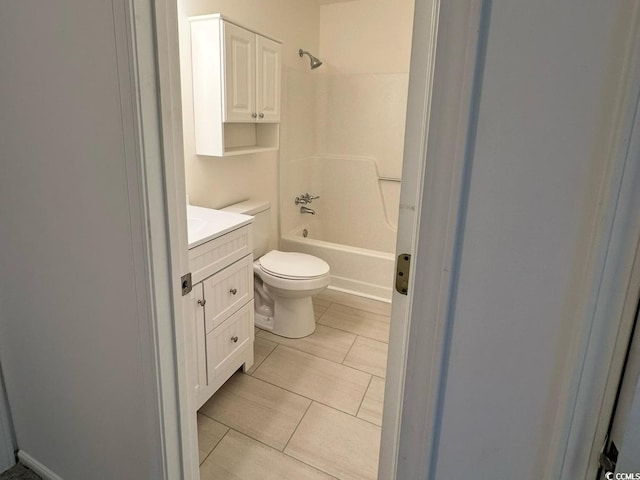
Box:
(258, 296, 316, 338)
(254, 311, 274, 331)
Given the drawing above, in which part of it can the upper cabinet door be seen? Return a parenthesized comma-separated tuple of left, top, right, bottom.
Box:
(255, 35, 281, 123)
(222, 22, 255, 122)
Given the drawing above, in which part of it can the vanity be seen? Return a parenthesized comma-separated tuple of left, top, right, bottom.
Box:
(187, 205, 255, 409)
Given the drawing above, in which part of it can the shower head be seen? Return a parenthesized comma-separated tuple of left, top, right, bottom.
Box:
(299, 49, 323, 69)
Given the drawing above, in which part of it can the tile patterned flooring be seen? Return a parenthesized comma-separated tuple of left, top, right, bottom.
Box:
(198, 291, 391, 480)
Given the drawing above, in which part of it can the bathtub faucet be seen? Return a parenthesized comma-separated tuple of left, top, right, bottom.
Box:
(295, 193, 320, 205)
(300, 206, 315, 215)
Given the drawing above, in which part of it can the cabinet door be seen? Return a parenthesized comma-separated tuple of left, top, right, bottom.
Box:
(222, 21, 255, 122)
(255, 35, 281, 123)
(206, 301, 254, 384)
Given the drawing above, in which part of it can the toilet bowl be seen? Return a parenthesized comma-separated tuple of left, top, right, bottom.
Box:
(222, 200, 330, 338)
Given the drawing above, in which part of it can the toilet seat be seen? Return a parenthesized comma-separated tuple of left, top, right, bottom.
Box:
(258, 250, 330, 280)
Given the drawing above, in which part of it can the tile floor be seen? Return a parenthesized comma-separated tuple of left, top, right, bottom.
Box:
(198, 291, 391, 480)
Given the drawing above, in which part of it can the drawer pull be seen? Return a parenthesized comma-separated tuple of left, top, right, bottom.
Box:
(231, 336, 239, 343)
(229, 288, 237, 295)
(197, 299, 206, 307)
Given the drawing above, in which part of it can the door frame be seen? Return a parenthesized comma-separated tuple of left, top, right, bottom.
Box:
(379, 1, 489, 478)
(553, 4, 640, 478)
(138, 0, 640, 479)
(146, 0, 473, 477)
(127, 0, 197, 478)
(382, 0, 640, 478)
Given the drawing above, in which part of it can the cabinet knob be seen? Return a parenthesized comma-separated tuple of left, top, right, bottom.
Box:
(231, 336, 239, 343)
(259, 113, 264, 118)
(229, 288, 237, 295)
(251, 113, 258, 118)
(197, 299, 206, 307)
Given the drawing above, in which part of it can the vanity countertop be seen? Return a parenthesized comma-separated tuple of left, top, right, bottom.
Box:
(187, 204, 253, 250)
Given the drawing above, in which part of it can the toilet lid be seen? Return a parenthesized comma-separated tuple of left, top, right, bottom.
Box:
(259, 250, 330, 279)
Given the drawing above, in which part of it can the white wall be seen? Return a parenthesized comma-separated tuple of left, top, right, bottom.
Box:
(431, 1, 635, 479)
(0, 1, 164, 478)
(178, 0, 320, 250)
(318, 0, 414, 75)
(0, 366, 15, 471)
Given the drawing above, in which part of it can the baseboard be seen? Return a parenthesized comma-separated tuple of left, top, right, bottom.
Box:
(17, 451, 63, 480)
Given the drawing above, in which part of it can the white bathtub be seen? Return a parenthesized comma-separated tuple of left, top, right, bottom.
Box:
(281, 228, 395, 302)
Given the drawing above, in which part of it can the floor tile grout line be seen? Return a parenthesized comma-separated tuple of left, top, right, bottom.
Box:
(235, 370, 369, 420)
(280, 401, 350, 480)
(200, 353, 382, 430)
(257, 325, 359, 365)
(203, 425, 340, 479)
(199, 425, 231, 466)
(314, 319, 389, 344)
(282, 399, 314, 452)
(341, 333, 360, 364)
(247, 339, 278, 376)
(355, 374, 374, 419)
(239, 368, 384, 428)
(260, 343, 379, 381)
(198, 416, 292, 454)
(255, 340, 387, 379)
(209, 375, 382, 430)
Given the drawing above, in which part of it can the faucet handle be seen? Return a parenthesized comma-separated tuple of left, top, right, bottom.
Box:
(295, 193, 320, 205)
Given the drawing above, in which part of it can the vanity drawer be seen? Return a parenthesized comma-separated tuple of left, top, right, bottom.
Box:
(189, 224, 253, 284)
(206, 301, 254, 384)
(202, 254, 253, 333)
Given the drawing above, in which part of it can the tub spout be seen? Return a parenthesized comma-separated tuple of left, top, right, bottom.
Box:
(300, 206, 315, 215)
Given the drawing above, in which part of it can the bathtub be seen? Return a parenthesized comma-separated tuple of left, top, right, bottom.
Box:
(281, 227, 395, 302)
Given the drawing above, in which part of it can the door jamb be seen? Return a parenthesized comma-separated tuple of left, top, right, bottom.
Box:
(557, 17, 640, 475)
(128, 0, 196, 478)
(380, 1, 489, 478)
(549, 4, 640, 478)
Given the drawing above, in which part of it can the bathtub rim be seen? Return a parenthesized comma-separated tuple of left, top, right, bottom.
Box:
(281, 230, 394, 302)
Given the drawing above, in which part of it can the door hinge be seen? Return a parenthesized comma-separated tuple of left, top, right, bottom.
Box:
(181, 273, 192, 296)
(395, 253, 411, 295)
(599, 439, 618, 474)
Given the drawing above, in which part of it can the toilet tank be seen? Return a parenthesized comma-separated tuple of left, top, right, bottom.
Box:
(221, 200, 270, 257)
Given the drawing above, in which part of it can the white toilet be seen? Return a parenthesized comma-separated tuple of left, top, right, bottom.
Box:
(222, 200, 330, 338)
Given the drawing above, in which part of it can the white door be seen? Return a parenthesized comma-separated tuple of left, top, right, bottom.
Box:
(222, 22, 255, 122)
(599, 302, 640, 477)
(255, 35, 281, 123)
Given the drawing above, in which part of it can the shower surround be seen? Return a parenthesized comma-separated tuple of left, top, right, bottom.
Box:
(280, 68, 410, 301)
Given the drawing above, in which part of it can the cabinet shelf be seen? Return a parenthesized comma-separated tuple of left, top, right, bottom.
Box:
(215, 122, 279, 157)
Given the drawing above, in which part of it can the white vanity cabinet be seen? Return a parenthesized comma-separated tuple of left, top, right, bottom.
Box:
(190, 14, 282, 157)
(187, 207, 255, 409)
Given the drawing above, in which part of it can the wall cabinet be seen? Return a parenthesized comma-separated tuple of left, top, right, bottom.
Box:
(190, 14, 282, 157)
(188, 222, 254, 409)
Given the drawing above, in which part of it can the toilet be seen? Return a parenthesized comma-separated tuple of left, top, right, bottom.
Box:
(222, 200, 330, 338)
